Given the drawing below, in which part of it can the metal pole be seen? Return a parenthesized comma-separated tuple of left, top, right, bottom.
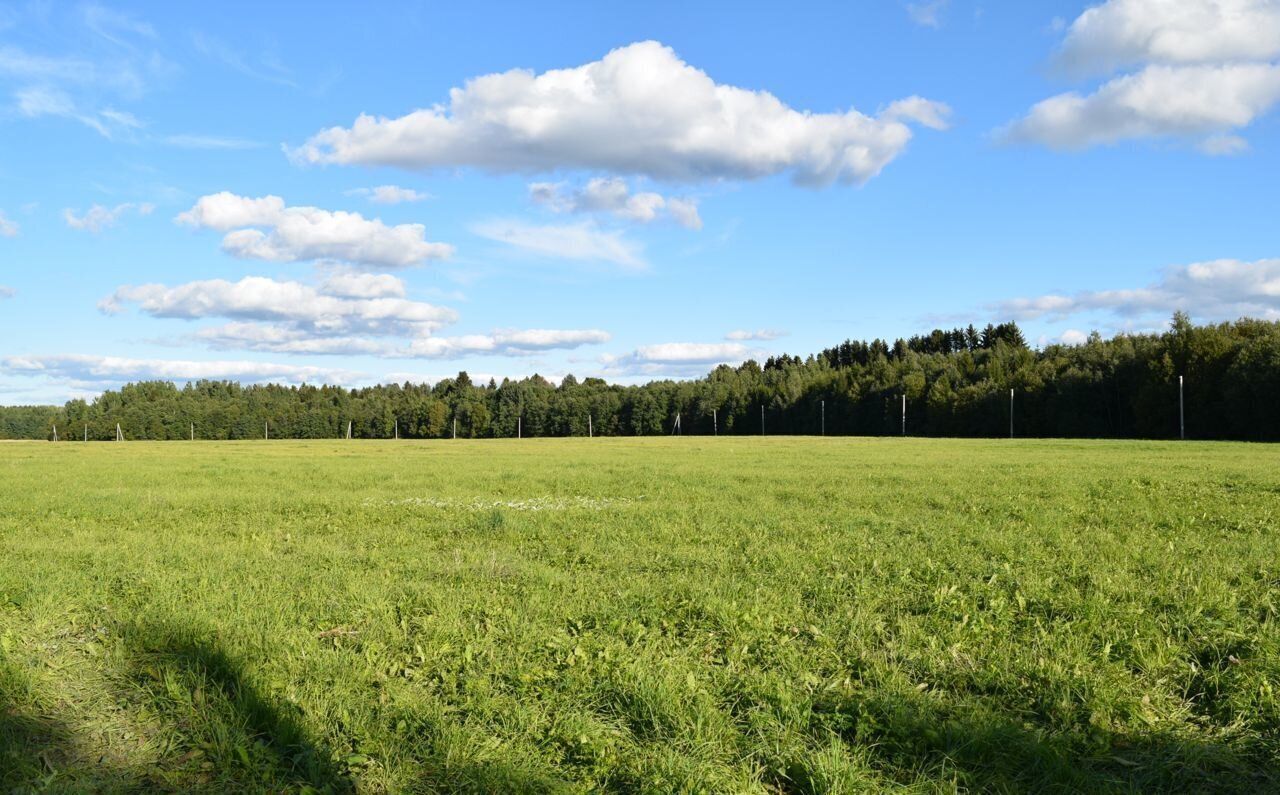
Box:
(901, 395, 906, 436)
(713, 409, 717, 437)
(191, 422, 194, 441)
(1179, 375, 1185, 440)
(588, 414, 593, 438)
(1010, 388, 1014, 439)
(761, 404, 765, 436)
(518, 416, 521, 439)
(452, 417, 457, 439)
(265, 420, 268, 441)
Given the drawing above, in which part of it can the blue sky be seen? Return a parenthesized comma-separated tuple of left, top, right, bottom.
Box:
(2, 0, 1278, 403)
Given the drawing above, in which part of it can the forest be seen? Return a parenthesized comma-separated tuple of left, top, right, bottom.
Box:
(3, 314, 1279, 441)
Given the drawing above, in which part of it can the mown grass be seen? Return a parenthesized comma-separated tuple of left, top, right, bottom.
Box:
(1, 437, 1278, 793)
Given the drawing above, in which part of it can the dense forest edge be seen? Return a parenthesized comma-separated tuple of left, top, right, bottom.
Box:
(3, 314, 1279, 441)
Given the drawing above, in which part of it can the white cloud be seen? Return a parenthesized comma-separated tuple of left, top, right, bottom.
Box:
(405, 329, 611, 358)
(160, 134, 262, 149)
(345, 185, 432, 204)
(99, 275, 459, 337)
(725, 329, 787, 341)
(1199, 132, 1250, 155)
(192, 32, 296, 88)
(1056, 0, 1280, 76)
(1, 354, 360, 387)
(1007, 0, 1280, 151)
(529, 178, 702, 229)
(1003, 63, 1280, 149)
(63, 202, 154, 233)
(993, 258, 1280, 322)
(318, 271, 407, 299)
(599, 341, 765, 378)
(907, 0, 948, 29)
(1058, 329, 1089, 345)
(0, 210, 17, 237)
(472, 218, 646, 269)
(15, 86, 144, 139)
(0, 286, 14, 299)
(176, 192, 453, 269)
(290, 40, 949, 187)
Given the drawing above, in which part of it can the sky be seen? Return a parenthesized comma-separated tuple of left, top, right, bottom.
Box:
(1, 0, 1278, 404)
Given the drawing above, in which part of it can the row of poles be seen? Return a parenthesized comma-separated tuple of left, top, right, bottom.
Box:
(52, 377, 1192, 442)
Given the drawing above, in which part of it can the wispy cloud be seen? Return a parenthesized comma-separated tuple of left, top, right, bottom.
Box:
(472, 219, 646, 270)
(63, 202, 154, 233)
(192, 32, 297, 88)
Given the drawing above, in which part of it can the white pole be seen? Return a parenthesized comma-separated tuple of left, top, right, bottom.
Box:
(588, 414, 593, 438)
(713, 408, 717, 436)
(265, 420, 269, 441)
(395, 418, 399, 440)
(191, 422, 194, 441)
(453, 417, 457, 439)
(518, 416, 521, 439)
(84, 424, 88, 442)
(1010, 388, 1014, 439)
(821, 400, 825, 436)
(116, 423, 122, 442)
(347, 420, 352, 440)
(761, 405, 765, 436)
(1179, 375, 1185, 440)
(52, 424, 57, 442)
(901, 395, 906, 436)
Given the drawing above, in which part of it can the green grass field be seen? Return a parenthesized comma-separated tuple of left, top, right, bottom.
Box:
(2, 438, 1279, 793)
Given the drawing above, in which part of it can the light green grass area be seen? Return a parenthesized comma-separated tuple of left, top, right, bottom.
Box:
(2, 438, 1279, 793)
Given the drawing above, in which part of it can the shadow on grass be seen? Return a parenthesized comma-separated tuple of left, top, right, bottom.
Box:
(794, 685, 1280, 794)
(1, 624, 355, 793)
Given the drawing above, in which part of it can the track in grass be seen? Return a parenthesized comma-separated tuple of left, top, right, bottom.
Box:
(2, 438, 1279, 792)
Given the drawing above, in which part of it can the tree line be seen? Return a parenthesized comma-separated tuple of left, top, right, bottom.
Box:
(3, 314, 1278, 442)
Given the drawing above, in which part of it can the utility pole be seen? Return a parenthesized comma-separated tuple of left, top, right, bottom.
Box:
(1179, 375, 1185, 440)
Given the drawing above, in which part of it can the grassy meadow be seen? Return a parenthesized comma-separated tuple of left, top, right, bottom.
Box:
(1, 437, 1279, 793)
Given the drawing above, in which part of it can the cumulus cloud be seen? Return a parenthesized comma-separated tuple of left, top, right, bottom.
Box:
(1059, 329, 1090, 345)
(405, 329, 611, 358)
(1003, 63, 1280, 149)
(725, 328, 787, 341)
(63, 202, 154, 232)
(472, 218, 646, 269)
(99, 274, 609, 360)
(1056, 0, 1280, 76)
(599, 341, 765, 377)
(318, 270, 407, 299)
(345, 185, 431, 204)
(993, 258, 1280, 322)
(0, 210, 17, 237)
(529, 178, 702, 229)
(1, 354, 360, 387)
(1005, 0, 1280, 151)
(99, 275, 459, 337)
(176, 192, 453, 269)
(290, 41, 948, 186)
